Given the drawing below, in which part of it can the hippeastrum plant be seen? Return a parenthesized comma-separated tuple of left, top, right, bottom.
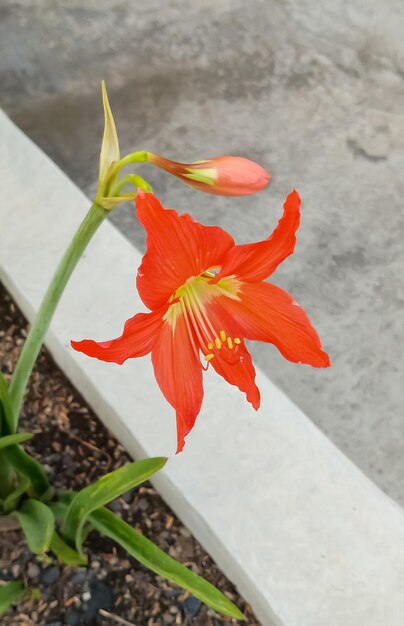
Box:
(72, 189, 329, 452)
(0, 82, 329, 619)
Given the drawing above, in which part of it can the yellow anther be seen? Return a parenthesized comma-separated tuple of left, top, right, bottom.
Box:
(234, 337, 241, 344)
(207, 342, 213, 350)
(220, 330, 227, 342)
(204, 353, 214, 362)
(227, 337, 233, 349)
(215, 337, 222, 349)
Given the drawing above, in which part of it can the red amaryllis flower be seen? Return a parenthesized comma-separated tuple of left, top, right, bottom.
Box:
(147, 153, 270, 196)
(72, 190, 330, 452)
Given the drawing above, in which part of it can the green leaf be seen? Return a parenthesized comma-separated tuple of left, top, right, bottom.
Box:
(14, 500, 54, 555)
(0, 379, 47, 501)
(0, 581, 24, 616)
(62, 457, 166, 554)
(0, 433, 33, 451)
(90, 507, 244, 620)
(3, 476, 31, 513)
(50, 531, 87, 566)
(3, 445, 52, 500)
(0, 372, 15, 434)
(48, 491, 77, 522)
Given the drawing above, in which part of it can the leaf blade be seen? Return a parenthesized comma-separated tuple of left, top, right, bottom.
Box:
(15, 500, 54, 555)
(0, 581, 24, 616)
(0, 371, 15, 434)
(0, 433, 33, 451)
(50, 531, 87, 566)
(3, 445, 52, 500)
(62, 457, 166, 553)
(90, 507, 244, 620)
(3, 476, 31, 513)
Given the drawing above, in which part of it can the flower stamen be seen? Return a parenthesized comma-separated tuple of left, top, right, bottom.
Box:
(179, 297, 199, 357)
(187, 281, 218, 339)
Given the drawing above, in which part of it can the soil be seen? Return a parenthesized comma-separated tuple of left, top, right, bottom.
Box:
(0, 283, 261, 626)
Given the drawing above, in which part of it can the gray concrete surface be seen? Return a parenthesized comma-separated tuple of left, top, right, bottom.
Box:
(0, 1, 403, 504)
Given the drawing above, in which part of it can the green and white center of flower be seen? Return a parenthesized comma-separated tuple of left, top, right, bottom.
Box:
(165, 272, 241, 361)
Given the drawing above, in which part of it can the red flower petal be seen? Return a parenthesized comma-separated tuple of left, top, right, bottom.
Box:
(204, 300, 260, 410)
(223, 282, 330, 367)
(71, 307, 165, 364)
(136, 191, 234, 311)
(151, 313, 203, 453)
(212, 189, 300, 283)
(209, 340, 260, 410)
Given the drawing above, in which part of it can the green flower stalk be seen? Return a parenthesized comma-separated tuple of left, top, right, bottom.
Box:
(9, 201, 108, 425)
(9, 82, 128, 425)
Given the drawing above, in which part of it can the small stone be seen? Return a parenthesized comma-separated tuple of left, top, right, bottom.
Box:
(41, 565, 60, 585)
(64, 608, 81, 626)
(82, 590, 91, 601)
(11, 564, 20, 577)
(27, 562, 41, 579)
(138, 497, 149, 511)
(82, 580, 113, 620)
(164, 589, 181, 598)
(109, 499, 121, 513)
(182, 595, 202, 617)
(71, 568, 88, 584)
(43, 622, 62, 626)
(123, 490, 133, 503)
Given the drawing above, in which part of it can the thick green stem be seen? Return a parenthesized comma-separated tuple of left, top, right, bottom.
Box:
(9, 202, 108, 428)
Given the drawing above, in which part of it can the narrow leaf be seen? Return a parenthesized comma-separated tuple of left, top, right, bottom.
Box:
(0, 381, 49, 500)
(50, 531, 87, 566)
(0, 372, 15, 434)
(15, 500, 54, 555)
(62, 457, 166, 554)
(90, 507, 244, 620)
(3, 445, 51, 500)
(0, 433, 33, 451)
(3, 476, 31, 513)
(48, 498, 71, 521)
(0, 581, 24, 616)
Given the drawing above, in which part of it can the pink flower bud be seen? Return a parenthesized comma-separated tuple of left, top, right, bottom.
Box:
(147, 153, 270, 196)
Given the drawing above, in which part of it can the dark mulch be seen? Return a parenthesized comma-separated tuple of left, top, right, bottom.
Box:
(0, 282, 261, 626)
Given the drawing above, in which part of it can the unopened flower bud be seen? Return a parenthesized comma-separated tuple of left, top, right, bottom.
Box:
(147, 153, 270, 196)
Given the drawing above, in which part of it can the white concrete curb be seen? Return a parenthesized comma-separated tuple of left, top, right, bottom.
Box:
(1, 109, 404, 626)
